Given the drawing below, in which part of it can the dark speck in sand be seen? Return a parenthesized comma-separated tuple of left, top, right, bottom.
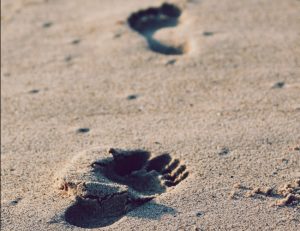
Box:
(127, 94, 139, 100)
(203, 31, 214, 36)
(272, 81, 285, 89)
(43, 22, 53, 28)
(77, 128, 90, 133)
(218, 147, 230, 156)
(29, 89, 40, 94)
(196, 211, 203, 217)
(166, 59, 177, 65)
(71, 39, 81, 45)
(65, 55, 73, 62)
(10, 198, 22, 205)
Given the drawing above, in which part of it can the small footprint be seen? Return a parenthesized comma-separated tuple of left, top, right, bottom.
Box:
(56, 148, 188, 228)
(231, 179, 300, 207)
(128, 3, 186, 55)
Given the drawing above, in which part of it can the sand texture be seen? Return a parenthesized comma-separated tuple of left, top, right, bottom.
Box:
(1, 0, 300, 230)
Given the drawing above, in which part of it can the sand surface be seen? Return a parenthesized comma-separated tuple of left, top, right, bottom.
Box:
(1, 0, 300, 230)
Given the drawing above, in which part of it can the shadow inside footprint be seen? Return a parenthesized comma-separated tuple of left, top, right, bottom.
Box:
(65, 197, 126, 228)
(63, 148, 189, 228)
(128, 3, 184, 55)
(65, 200, 176, 229)
(96, 148, 189, 194)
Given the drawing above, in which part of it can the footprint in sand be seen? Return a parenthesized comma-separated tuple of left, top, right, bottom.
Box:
(55, 148, 189, 228)
(231, 179, 300, 207)
(128, 3, 188, 55)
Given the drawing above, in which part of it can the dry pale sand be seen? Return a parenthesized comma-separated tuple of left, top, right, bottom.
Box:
(1, 0, 300, 230)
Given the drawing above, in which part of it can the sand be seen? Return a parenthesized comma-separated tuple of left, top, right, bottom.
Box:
(1, 0, 300, 230)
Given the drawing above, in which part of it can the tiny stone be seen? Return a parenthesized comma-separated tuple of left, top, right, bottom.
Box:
(77, 128, 90, 133)
(10, 198, 21, 205)
(218, 147, 229, 155)
(42, 22, 53, 28)
(166, 59, 176, 65)
(65, 55, 72, 62)
(203, 31, 214, 36)
(29, 89, 39, 94)
(127, 94, 138, 100)
(272, 81, 285, 89)
(71, 39, 81, 45)
(196, 211, 203, 217)
(114, 33, 122, 38)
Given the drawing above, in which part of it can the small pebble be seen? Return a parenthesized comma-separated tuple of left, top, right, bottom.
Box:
(127, 94, 138, 100)
(196, 211, 203, 217)
(77, 128, 90, 133)
(272, 81, 285, 89)
(218, 147, 229, 155)
(65, 55, 72, 62)
(166, 59, 176, 65)
(10, 198, 21, 205)
(29, 89, 39, 94)
(203, 31, 214, 36)
(71, 39, 81, 45)
(114, 33, 122, 38)
(42, 22, 53, 28)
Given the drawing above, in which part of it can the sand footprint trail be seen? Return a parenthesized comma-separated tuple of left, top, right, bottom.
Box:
(128, 3, 187, 55)
(55, 148, 188, 228)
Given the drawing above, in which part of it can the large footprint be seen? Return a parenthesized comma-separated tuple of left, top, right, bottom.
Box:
(55, 148, 188, 228)
(128, 3, 187, 55)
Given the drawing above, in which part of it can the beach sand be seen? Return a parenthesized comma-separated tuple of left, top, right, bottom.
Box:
(1, 0, 300, 230)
